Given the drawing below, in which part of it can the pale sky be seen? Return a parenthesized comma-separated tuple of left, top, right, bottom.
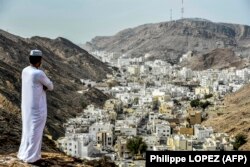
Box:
(0, 0, 249, 44)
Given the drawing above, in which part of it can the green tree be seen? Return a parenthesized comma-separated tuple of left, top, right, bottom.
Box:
(190, 99, 211, 110)
(204, 94, 213, 99)
(190, 99, 200, 108)
(233, 133, 247, 150)
(200, 101, 211, 110)
(127, 136, 147, 156)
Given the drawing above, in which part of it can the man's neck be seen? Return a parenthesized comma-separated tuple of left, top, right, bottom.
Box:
(30, 64, 39, 69)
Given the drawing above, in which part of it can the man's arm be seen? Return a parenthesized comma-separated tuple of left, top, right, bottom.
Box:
(39, 71, 53, 91)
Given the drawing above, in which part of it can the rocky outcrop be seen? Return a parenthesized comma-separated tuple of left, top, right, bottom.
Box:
(0, 152, 91, 167)
(180, 48, 248, 70)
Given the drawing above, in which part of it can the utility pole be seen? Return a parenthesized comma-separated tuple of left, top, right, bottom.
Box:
(170, 8, 172, 21)
(181, 0, 184, 19)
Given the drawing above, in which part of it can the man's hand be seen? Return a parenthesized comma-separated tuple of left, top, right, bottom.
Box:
(43, 85, 48, 91)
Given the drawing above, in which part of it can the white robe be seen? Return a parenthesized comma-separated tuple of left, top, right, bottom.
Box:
(18, 66, 53, 163)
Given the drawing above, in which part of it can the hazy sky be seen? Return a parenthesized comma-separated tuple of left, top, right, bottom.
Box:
(0, 0, 249, 44)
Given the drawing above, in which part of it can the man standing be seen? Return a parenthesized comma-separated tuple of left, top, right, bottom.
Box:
(18, 50, 53, 163)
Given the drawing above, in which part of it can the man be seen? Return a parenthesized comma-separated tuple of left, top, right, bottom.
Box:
(17, 50, 53, 163)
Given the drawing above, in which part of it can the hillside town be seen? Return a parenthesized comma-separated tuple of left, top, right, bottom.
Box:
(57, 51, 249, 167)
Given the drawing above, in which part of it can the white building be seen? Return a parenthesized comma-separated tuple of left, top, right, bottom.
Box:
(58, 133, 95, 159)
(143, 135, 160, 151)
(155, 122, 171, 138)
(148, 112, 158, 123)
(89, 122, 114, 141)
(236, 69, 249, 81)
(116, 93, 132, 104)
(97, 130, 113, 148)
(152, 89, 166, 97)
(139, 95, 153, 106)
(203, 138, 217, 150)
(200, 76, 213, 87)
(117, 57, 130, 67)
(120, 126, 137, 136)
(140, 65, 150, 74)
(179, 67, 193, 80)
(194, 124, 213, 140)
(127, 65, 140, 75)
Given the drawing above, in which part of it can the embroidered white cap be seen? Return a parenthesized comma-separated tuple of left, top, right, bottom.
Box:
(30, 50, 43, 56)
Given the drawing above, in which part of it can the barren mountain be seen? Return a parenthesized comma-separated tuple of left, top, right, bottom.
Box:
(84, 18, 250, 64)
(203, 84, 250, 150)
(180, 48, 249, 70)
(0, 30, 112, 153)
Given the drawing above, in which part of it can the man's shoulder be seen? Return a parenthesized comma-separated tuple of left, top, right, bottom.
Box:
(22, 66, 44, 75)
(22, 66, 30, 71)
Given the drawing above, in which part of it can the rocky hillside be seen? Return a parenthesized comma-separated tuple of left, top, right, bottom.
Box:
(0, 152, 89, 167)
(84, 18, 250, 64)
(180, 48, 249, 70)
(203, 84, 250, 150)
(0, 152, 117, 167)
(0, 30, 112, 153)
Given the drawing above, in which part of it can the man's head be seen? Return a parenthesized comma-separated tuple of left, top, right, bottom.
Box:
(29, 50, 42, 68)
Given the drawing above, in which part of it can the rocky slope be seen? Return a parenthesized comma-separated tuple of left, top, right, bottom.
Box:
(0, 152, 116, 167)
(203, 84, 250, 150)
(180, 48, 248, 70)
(0, 30, 112, 154)
(0, 152, 90, 167)
(84, 18, 250, 64)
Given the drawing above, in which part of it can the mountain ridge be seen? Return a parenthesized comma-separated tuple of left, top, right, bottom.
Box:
(84, 18, 250, 64)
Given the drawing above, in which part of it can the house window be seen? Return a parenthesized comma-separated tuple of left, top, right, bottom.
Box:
(108, 137, 111, 141)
